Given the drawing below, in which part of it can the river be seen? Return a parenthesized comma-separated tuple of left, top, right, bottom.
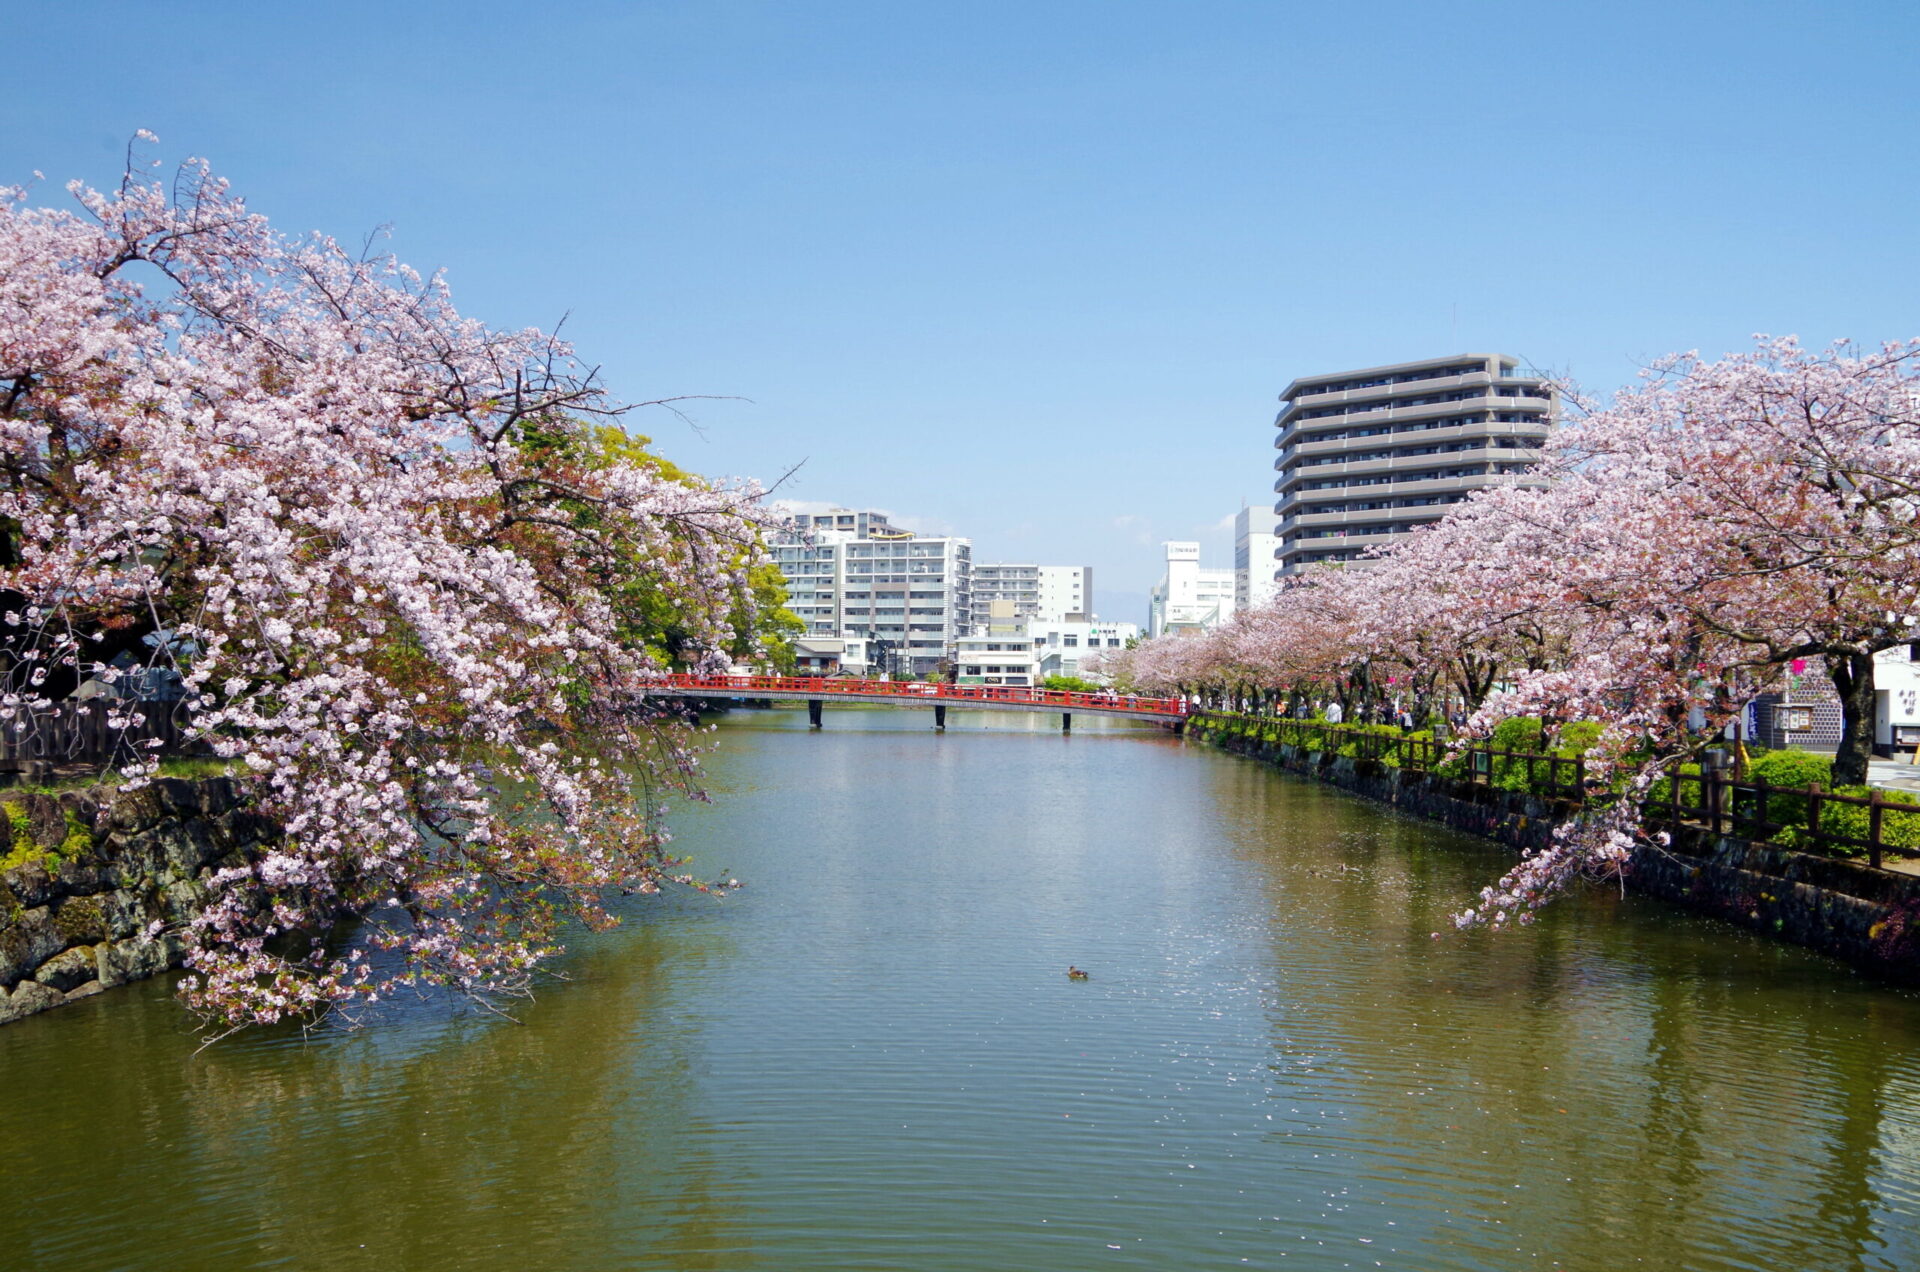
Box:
(5, 708, 1920, 1271)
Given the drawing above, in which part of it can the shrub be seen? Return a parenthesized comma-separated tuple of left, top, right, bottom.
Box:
(1553, 720, 1606, 759)
(1324, 722, 1399, 760)
(1486, 716, 1548, 792)
(1489, 716, 1545, 753)
(1747, 749, 1835, 788)
(1042, 675, 1100, 694)
(1745, 750, 1837, 829)
(1775, 785, 1920, 857)
(1646, 764, 1704, 810)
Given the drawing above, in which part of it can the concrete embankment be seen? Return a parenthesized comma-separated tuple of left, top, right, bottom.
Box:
(0, 778, 275, 1025)
(1191, 715, 1920, 982)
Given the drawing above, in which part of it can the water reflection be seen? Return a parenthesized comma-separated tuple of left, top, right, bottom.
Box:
(1201, 751, 1920, 1271)
(2, 709, 1917, 1271)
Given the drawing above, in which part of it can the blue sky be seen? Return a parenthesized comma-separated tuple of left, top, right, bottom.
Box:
(5, 1, 1917, 620)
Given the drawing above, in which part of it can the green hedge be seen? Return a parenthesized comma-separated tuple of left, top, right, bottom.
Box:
(1204, 710, 1917, 861)
(1743, 751, 1837, 827)
(1772, 785, 1920, 857)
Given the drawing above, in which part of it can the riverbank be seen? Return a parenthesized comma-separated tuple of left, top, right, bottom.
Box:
(1190, 713, 1920, 982)
(0, 777, 273, 1025)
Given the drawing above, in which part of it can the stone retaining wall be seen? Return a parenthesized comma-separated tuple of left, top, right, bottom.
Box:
(0, 778, 275, 1025)
(1193, 717, 1920, 982)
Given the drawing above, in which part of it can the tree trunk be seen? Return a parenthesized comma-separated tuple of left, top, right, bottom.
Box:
(1826, 650, 1878, 786)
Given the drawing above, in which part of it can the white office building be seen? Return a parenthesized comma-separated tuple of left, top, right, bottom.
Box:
(1233, 507, 1281, 612)
(954, 631, 1038, 686)
(1147, 541, 1237, 638)
(1030, 619, 1139, 683)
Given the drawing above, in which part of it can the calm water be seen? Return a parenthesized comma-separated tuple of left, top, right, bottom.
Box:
(5, 709, 1920, 1271)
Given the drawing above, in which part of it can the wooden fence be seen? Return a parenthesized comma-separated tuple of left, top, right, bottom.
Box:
(0, 701, 202, 775)
(1643, 768, 1917, 871)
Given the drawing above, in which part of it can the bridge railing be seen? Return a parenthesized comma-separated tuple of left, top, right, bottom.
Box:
(656, 673, 1189, 717)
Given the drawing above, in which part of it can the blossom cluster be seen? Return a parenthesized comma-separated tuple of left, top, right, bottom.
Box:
(0, 149, 771, 1026)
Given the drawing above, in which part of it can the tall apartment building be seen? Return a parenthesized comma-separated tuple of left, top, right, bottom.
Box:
(1272, 353, 1554, 576)
(1147, 541, 1237, 638)
(774, 535, 845, 637)
(1233, 507, 1281, 612)
(975, 563, 1094, 622)
(973, 564, 1041, 617)
(769, 507, 973, 675)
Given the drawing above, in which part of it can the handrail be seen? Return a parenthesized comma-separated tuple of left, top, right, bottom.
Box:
(657, 673, 1190, 717)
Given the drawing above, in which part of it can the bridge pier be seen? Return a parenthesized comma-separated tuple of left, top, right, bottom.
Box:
(1061, 712, 1071, 733)
(808, 699, 823, 729)
(934, 704, 946, 730)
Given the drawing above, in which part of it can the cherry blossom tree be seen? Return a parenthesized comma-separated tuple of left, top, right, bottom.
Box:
(1125, 336, 1920, 928)
(0, 144, 774, 1029)
(1551, 337, 1920, 785)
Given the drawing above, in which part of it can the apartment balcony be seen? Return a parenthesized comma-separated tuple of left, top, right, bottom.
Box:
(1277, 502, 1450, 533)
(1276, 422, 1550, 469)
(1285, 364, 1550, 406)
(1277, 526, 1406, 556)
(1273, 469, 1542, 517)
(1275, 395, 1552, 446)
(1275, 452, 1543, 494)
(1285, 371, 1496, 411)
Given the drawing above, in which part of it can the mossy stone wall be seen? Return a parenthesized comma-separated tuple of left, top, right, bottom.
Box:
(0, 778, 275, 1026)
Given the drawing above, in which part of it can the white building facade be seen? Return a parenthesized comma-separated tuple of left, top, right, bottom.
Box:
(1037, 565, 1092, 622)
(954, 631, 1038, 686)
(771, 536, 846, 638)
(1874, 645, 1920, 754)
(1233, 507, 1281, 612)
(975, 562, 1094, 622)
(1030, 619, 1139, 683)
(790, 635, 870, 676)
(973, 564, 1041, 618)
(1147, 541, 1237, 638)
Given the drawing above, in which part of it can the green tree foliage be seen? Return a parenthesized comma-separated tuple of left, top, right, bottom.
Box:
(515, 422, 802, 669)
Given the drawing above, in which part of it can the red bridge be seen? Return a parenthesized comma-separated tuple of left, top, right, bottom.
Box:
(651, 673, 1188, 731)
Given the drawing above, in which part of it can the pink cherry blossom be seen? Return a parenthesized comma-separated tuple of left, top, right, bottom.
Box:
(2, 152, 773, 1028)
(1121, 336, 1920, 927)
